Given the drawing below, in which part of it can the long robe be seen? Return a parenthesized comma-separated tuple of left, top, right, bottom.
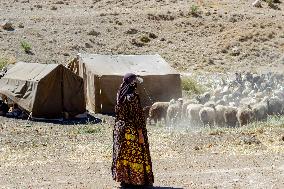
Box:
(112, 92, 154, 185)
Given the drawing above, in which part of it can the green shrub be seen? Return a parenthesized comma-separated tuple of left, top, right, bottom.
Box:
(0, 57, 9, 70)
(190, 5, 199, 17)
(20, 41, 32, 53)
(181, 76, 205, 95)
(140, 36, 151, 43)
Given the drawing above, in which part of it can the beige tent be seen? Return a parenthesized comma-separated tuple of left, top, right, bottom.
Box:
(0, 62, 86, 119)
(77, 54, 182, 114)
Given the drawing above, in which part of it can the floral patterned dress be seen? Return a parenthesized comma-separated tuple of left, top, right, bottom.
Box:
(112, 92, 154, 185)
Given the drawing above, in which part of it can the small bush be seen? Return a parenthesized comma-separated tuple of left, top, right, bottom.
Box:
(266, 0, 274, 6)
(181, 76, 205, 95)
(0, 56, 15, 70)
(20, 41, 32, 53)
(0, 57, 9, 70)
(140, 36, 151, 43)
(190, 5, 199, 17)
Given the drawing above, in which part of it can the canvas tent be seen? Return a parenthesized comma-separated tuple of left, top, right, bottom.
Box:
(0, 62, 86, 119)
(77, 54, 182, 114)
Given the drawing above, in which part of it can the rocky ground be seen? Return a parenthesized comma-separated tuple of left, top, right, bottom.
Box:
(0, 0, 284, 73)
(0, 116, 283, 188)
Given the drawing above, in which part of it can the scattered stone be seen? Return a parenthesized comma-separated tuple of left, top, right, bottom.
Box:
(85, 43, 93, 48)
(125, 28, 138, 35)
(239, 135, 261, 145)
(54, 1, 64, 4)
(194, 146, 201, 150)
(18, 23, 24, 28)
(115, 21, 122, 25)
(208, 58, 215, 65)
(87, 30, 100, 36)
(160, 38, 166, 41)
(221, 48, 228, 53)
(252, 0, 262, 8)
(63, 52, 70, 56)
(230, 46, 241, 56)
(149, 32, 158, 39)
(51, 6, 57, 10)
(1, 21, 15, 31)
(131, 39, 145, 47)
(34, 4, 43, 9)
(205, 12, 211, 16)
(140, 36, 150, 43)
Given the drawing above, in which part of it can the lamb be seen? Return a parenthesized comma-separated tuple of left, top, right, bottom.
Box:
(215, 105, 227, 127)
(199, 106, 216, 127)
(182, 99, 198, 119)
(148, 101, 170, 125)
(167, 98, 183, 126)
(224, 106, 238, 127)
(187, 104, 204, 126)
(237, 105, 254, 126)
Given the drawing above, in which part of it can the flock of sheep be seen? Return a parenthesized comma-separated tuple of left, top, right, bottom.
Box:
(144, 72, 284, 128)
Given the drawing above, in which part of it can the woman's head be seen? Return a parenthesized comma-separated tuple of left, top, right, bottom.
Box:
(117, 73, 143, 104)
(123, 73, 143, 85)
(123, 73, 137, 84)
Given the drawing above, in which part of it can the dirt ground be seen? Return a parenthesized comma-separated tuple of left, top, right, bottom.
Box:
(0, 116, 283, 189)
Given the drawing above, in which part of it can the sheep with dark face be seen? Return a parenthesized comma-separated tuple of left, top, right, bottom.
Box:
(148, 101, 170, 125)
(237, 105, 254, 126)
(199, 106, 216, 127)
(196, 92, 211, 105)
(267, 97, 283, 116)
(224, 106, 238, 127)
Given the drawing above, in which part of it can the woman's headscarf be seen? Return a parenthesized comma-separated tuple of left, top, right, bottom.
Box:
(117, 73, 138, 104)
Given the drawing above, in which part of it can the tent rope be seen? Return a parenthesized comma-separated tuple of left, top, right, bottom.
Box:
(140, 83, 155, 104)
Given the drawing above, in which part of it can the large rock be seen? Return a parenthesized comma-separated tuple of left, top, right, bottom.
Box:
(1, 21, 14, 31)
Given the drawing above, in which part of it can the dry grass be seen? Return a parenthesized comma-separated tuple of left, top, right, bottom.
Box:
(0, 55, 16, 69)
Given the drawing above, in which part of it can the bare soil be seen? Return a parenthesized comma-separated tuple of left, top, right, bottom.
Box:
(0, 116, 283, 188)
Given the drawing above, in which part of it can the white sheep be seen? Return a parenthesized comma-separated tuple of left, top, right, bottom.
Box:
(215, 105, 227, 127)
(187, 104, 204, 126)
(166, 98, 183, 126)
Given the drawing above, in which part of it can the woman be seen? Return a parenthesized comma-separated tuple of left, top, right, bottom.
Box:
(112, 73, 154, 187)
